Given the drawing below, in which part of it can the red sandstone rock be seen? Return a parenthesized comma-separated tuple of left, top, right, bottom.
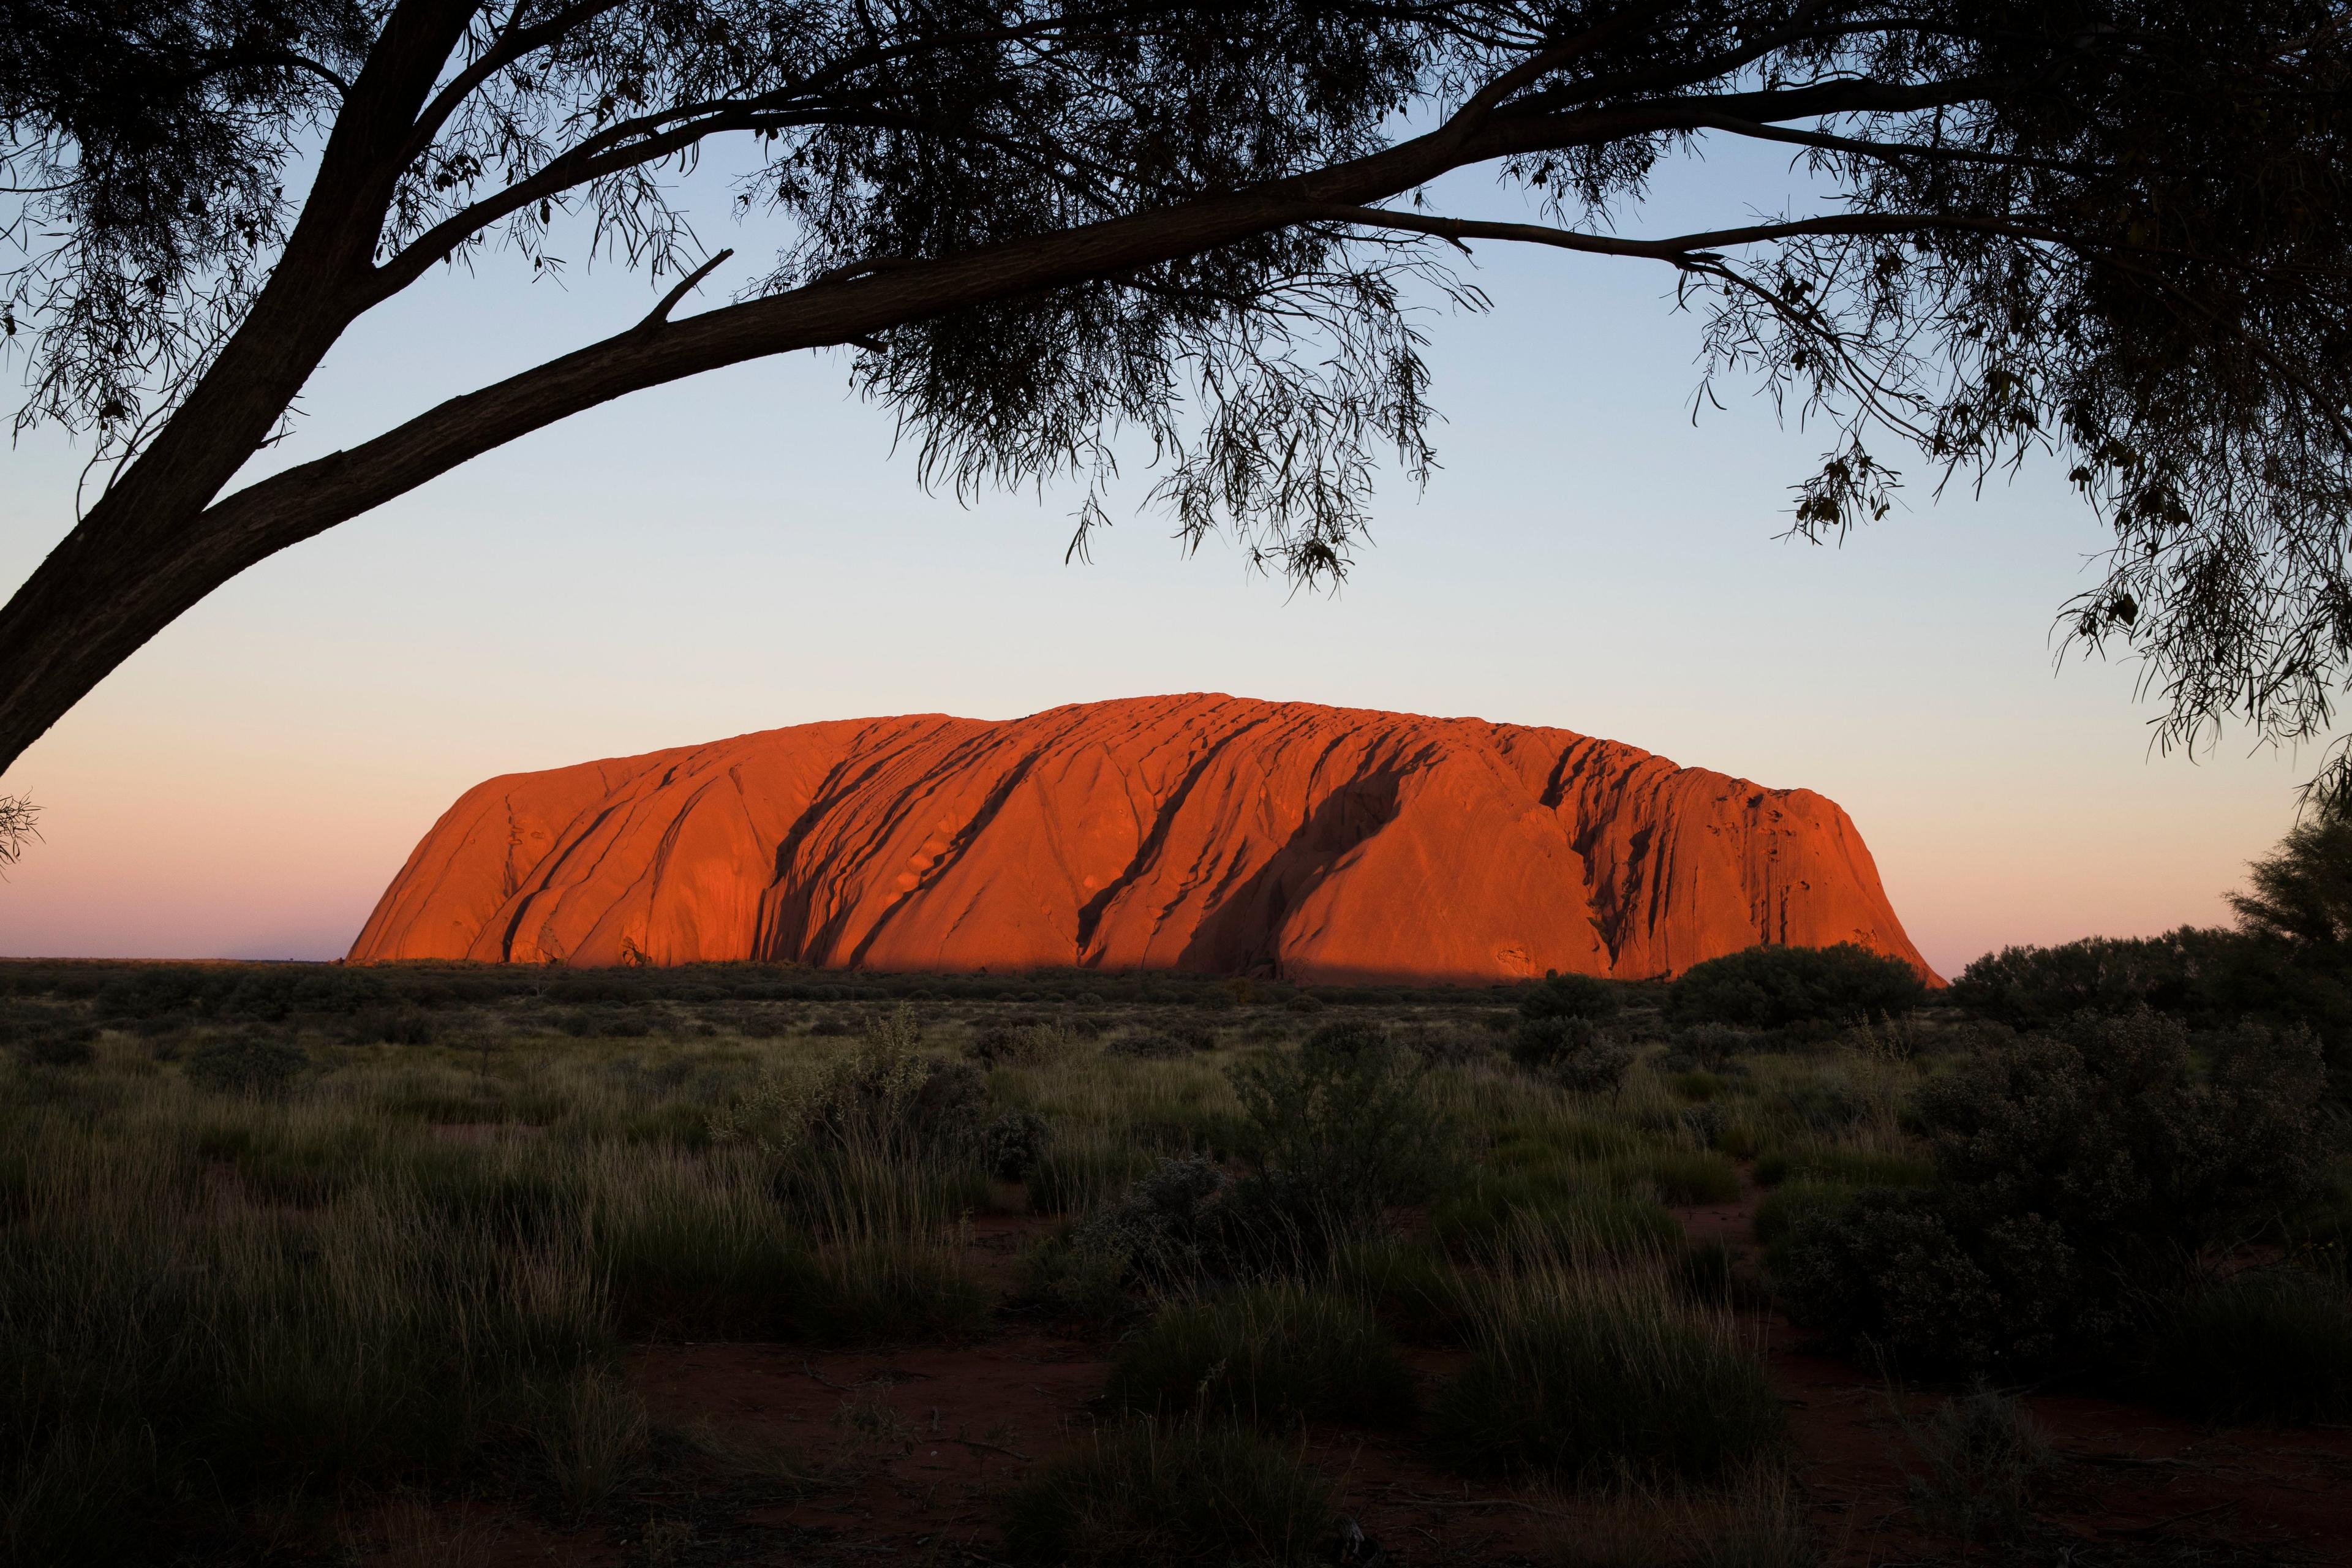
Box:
(349, 694, 1937, 985)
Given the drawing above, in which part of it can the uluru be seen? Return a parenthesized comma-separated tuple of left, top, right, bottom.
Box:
(349, 694, 1933, 985)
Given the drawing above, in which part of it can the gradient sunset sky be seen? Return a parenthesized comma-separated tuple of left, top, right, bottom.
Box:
(0, 141, 2311, 977)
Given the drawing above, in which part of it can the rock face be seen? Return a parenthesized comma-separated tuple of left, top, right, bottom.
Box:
(350, 694, 1935, 985)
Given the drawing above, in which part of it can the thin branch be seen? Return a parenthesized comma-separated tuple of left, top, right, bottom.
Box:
(1686, 112, 2105, 176)
(1300, 201, 2068, 265)
(636, 247, 733, 329)
(396, 0, 631, 172)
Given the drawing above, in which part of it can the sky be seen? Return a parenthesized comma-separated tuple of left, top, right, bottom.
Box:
(0, 136, 2313, 977)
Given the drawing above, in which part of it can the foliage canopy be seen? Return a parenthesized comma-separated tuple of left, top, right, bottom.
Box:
(7, 1, 2352, 794)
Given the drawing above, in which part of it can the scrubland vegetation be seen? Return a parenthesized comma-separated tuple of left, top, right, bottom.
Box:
(3, 867, 2349, 1565)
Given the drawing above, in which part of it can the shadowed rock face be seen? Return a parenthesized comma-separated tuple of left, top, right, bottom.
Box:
(349, 694, 1936, 985)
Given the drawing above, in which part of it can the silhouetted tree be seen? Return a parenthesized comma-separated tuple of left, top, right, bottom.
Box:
(2233, 794, 2352, 948)
(8, 0, 2352, 820)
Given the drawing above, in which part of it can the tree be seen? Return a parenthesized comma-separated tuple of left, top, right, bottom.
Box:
(2231, 793, 2352, 947)
(7, 0, 2352, 835)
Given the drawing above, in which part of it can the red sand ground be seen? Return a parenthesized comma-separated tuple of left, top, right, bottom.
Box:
(375, 1186, 2352, 1567)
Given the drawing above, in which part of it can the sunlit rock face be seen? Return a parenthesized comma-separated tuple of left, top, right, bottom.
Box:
(349, 694, 1935, 984)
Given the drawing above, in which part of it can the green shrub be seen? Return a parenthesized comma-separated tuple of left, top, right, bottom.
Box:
(1776, 1012, 2334, 1371)
(1668, 944, 1927, 1031)
(183, 1033, 309, 1097)
(1774, 1188, 2086, 1369)
(1107, 1283, 1415, 1427)
(1433, 1265, 1785, 1483)
(1226, 1022, 1456, 1235)
(983, 1109, 1052, 1181)
(1020, 1227, 1136, 1325)
(2135, 1268, 2352, 1423)
(1510, 1017, 1636, 1093)
(1001, 1420, 1335, 1566)
(1903, 1384, 2054, 1545)
(1520, 973, 1623, 1022)
(10, 1023, 96, 1068)
(1751, 1179, 1856, 1251)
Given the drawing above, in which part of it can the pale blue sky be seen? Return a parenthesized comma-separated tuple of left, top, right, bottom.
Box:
(0, 137, 2307, 972)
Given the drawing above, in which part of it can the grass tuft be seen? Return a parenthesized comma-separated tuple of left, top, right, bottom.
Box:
(1433, 1256, 1786, 1484)
(1106, 1282, 1416, 1427)
(2135, 1267, 2352, 1424)
(1000, 1420, 1335, 1566)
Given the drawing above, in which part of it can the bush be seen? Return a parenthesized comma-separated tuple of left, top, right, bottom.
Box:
(1509, 1017, 1636, 1093)
(1776, 1012, 2333, 1371)
(1107, 1028, 1210, 1060)
(1226, 1022, 1456, 1236)
(1774, 1188, 2084, 1369)
(1001, 1420, 1335, 1566)
(1107, 1283, 1415, 1427)
(1394, 1020, 1491, 1067)
(2135, 1267, 2352, 1423)
(1520, 972, 1623, 1022)
(182, 1033, 309, 1097)
(983, 1109, 1053, 1182)
(11, 1023, 96, 1067)
(1904, 1384, 2054, 1545)
(1668, 944, 1928, 1031)
(1433, 1265, 1785, 1483)
(1060, 1156, 1324, 1293)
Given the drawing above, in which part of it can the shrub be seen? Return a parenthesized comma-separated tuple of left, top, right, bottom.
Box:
(1020, 1228, 1136, 1325)
(1394, 1020, 1491, 1067)
(1668, 944, 1928, 1031)
(182, 1033, 309, 1097)
(983, 1109, 1053, 1182)
(1000, 1420, 1335, 1567)
(1947, 935, 2206, 1027)
(1774, 1188, 2086, 1369)
(1520, 972, 1623, 1022)
(1903, 1384, 2054, 1545)
(1776, 1012, 2334, 1371)
(1226, 1022, 1456, 1236)
(2135, 1267, 2352, 1423)
(1751, 1179, 1856, 1251)
(12, 1023, 96, 1067)
(1107, 1283, 1415, 1428)
(1107, 1028, 1208, 1060)
(1510, 1016, 1636, 1093)
(1060, 1156, 1322, 1292)
(1433, 1264, 1785, 1483)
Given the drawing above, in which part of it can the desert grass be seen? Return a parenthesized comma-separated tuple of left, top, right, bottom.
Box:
(1433, 1233, 1787, 1485)
(2135, 1267, 2352, 1423)
(11, 962, 2207, 1565)
(1106, 1281, 1417, 1427)
(999, 1419, 1335, 1567)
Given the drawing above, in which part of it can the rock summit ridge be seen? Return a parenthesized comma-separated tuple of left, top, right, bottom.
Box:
(349, 693, 1935, 984)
